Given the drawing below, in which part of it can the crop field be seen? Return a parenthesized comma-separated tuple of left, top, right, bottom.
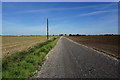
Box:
(2, 37, 60, 78)
(66, 35, 119, 59)
(2, 36, 55, 58)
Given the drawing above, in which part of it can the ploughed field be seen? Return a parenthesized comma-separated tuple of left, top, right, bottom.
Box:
(66, 35, 119, 59)
(2, 36, 55, 58)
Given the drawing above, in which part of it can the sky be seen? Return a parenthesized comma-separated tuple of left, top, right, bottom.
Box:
(2, 0, 119, 2)
(2, 2, 118, 35)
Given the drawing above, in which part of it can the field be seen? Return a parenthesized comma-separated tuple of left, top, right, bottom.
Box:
(2, 36, 55, 58)
(66, 35, 119, 59)
(2, 37, 60, 78)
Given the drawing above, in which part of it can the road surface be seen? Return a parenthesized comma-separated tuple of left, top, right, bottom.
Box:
(36, 37, 119, 78)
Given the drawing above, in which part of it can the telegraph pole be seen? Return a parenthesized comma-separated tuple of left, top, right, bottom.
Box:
(47, 18, 49, 40)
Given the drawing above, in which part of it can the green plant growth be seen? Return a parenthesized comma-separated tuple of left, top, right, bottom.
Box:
(2, 37, 60, 78)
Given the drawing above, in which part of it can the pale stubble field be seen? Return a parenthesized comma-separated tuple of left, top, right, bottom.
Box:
(2, 36, 55, 58)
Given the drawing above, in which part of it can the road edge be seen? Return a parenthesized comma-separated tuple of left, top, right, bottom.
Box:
(64, 37, 119, 62)
(35, 36, 62, 78)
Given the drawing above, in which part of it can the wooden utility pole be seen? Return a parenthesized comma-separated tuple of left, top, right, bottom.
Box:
(47, 18, 49, 40)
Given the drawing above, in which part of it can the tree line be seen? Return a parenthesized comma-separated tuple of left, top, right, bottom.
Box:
(58, 34, 118, 36)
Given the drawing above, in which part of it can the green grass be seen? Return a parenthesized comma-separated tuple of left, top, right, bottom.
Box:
(2, 37, 60, 78)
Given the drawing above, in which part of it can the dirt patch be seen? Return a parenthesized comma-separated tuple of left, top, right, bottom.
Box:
(66, 35, 119, 59)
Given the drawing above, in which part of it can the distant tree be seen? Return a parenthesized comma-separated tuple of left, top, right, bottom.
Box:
(104, 34, 114, 36)
(59, 34, 63, 36)
(73, 34, 75, 36)
(69, 34, 72, 36)
(76, 34, 79, 36)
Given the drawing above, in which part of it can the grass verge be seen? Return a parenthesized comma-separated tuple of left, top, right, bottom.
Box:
(2, 37, 60, 78)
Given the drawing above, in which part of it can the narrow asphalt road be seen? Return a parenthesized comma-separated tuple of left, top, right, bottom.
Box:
(36, 37, 119, 78)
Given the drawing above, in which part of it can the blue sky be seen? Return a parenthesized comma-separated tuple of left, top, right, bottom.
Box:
(2, 2, 118, 35)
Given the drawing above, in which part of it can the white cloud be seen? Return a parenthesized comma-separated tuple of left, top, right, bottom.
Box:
(79, 11, 110, 16)
(50, 9, 117, 21)
(78, 9, 117, 16)
(15, 3, 117, 14)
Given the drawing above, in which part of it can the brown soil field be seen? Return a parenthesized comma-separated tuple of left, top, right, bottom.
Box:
(1, 36, 55, 58)
(66, 35, 119, 59)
